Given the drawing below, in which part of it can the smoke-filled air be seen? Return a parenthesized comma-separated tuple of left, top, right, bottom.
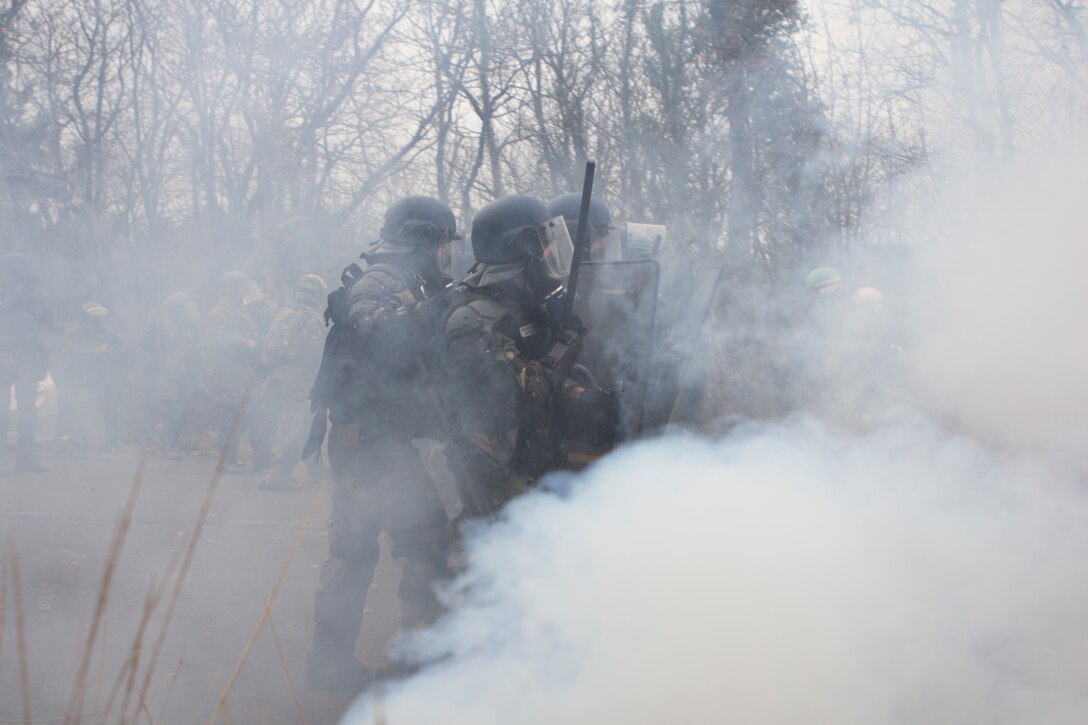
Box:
(0, 1, 1085, 724)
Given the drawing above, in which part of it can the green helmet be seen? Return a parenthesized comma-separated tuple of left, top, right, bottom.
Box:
(804, 267, 843, 296)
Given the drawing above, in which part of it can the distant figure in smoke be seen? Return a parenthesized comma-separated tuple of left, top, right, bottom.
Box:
(59, 302, 122, 450)
(255, 273, 327, 491)
(240, 275, 277, 342)
(788, 268, 904, 426)
(836, 286, 907, 426)
(780, 265, 848, 414)
(443, 194, 617, 514)
(304, 196, 458, 691)
(203, 271, 263, 472)
(0, 253, 54, 474)
(151, 292, 203, 455)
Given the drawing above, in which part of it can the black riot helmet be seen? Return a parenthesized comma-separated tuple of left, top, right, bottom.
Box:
(471, 195, 551, 263)
(374, 195, 458, 252)
(468, 195, 575, 302)
(547, 193, 613, 242)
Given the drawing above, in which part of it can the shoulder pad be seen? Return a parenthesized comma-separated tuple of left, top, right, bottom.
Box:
(467, 297, 507, 321)
(340, 262, 364, 288)
(445, 296, 506, 337)
(361, 262, 408, 285)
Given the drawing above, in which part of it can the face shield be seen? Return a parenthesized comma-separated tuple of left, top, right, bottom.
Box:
(525, 216, 574, 280)
(509, 217, 571, 304)
(437, 237, 459, 279)
(509, 216, 573, 282)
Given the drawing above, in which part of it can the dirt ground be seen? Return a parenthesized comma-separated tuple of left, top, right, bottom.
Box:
(0, 444, 416, 725)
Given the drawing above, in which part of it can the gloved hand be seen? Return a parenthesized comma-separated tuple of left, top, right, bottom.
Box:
(568, 363, 601, 390)
(522, 360, 554, 402)
(564, 386, 622, 444)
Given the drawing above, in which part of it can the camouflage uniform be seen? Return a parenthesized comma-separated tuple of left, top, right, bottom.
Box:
(443, 283, 544, 513)
(440, 194, 616, 517)
(255, 293, 325, 487)
(442, 277, 584, 515)
(202, 293, 261, 465)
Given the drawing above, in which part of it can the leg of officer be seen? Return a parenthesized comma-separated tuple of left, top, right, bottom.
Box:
(307, 429, 381, 691)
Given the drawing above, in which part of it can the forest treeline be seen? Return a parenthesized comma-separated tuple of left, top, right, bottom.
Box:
(0, 0, 1085, 321)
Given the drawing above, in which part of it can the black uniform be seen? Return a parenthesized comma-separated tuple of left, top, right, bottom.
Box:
(306, 196, 458, 691)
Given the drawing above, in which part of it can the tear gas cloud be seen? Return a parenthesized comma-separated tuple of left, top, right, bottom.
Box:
(345, 136, 1088, 723)
(909, 136, 1088, 458)
(348, 420, 1088, 724)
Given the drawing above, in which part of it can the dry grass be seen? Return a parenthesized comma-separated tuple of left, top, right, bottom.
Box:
(5, 542, 33, 725)
(268, 611, 307, 725)
(4, 381, 356, 725)
(62, 451, 147, 725)
(208, 482, 326, 725)
(17, 382, 264, 724)
(0, 554, 8, 667)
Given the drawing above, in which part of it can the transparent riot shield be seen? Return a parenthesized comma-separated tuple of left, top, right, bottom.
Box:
(572, 259, 661, 441)
(642, 264, 723, 432)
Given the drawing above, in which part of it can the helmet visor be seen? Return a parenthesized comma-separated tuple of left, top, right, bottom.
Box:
(539, 216, 574, 280)
(436, 237, 457, 278)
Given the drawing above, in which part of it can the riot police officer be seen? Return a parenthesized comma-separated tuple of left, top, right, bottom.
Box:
(305, 196, 457, 691)
(443, 194, 615, 516)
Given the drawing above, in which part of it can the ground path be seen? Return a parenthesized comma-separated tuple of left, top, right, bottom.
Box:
(0, 445, 410, 724)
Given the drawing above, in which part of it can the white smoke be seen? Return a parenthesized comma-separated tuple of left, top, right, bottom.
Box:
(909, 135, 1088, 458)
(341, 415, 1088, 724)
(338, 132, 1088, 724)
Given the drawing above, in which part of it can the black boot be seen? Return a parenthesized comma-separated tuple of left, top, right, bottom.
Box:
(306, 630, 372, 693)
(306, 654, 372, 693)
